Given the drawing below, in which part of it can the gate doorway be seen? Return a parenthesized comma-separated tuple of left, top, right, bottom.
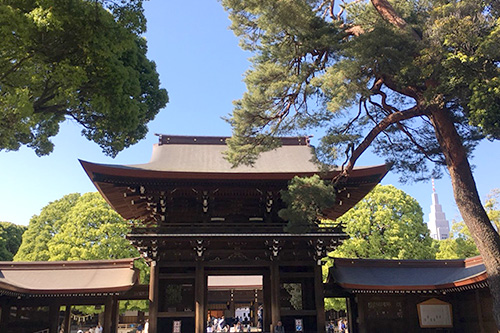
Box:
(207, 275, 264, 332)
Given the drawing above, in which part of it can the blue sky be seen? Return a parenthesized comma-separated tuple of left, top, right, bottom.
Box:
(0, 1, 498, 229)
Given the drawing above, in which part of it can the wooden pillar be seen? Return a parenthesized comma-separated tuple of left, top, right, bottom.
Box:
(229, 289, 235, 318)
(263, 270, 272, 332)
(111, 296, 119, 333)
(104, 296, 115, 333)
(63, 305, 71, 333)
(314, 264, 326, 333)
(49, 302, 60, 333)
(149, 260, 159, 333)
(195, 262, 206, 333)
(270, 261, 281, 333)
(475, 289, 485, 333)
(253, 292, 259, 328)
(346, 296, 358, 333)
(0, 301, 10, 333)
(102, 295, 119, 333)
(356, 295, 365, 333)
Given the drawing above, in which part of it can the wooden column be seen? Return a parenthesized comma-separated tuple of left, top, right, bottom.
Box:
(475, 289, 485, 333)
(0, 301, 10, 333)
(270, 261, 281, 333)
(346, 296, 358, 333)
(104, 296, 119, 333)
(104, 296, 113, 333)
(111, 296, 119, 333)
(253, 293, 259, 328)
(62, 305, 71, 333)
(263, 270, 272, 332)
(49, 302, 60, 333)
(195, 263, 206, 333)
(314, 264, 326, 333)
(149, 260, 159, 333)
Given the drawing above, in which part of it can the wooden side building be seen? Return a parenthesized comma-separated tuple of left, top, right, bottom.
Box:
(0, 258, 146, 333)
(326, 256, 495, 332)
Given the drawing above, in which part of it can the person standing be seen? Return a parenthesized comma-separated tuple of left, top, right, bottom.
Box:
(275, 320, 284, 333)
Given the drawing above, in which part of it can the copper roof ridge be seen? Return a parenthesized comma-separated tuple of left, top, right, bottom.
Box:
(0, 258, 137, 270)
(464, 255, 484, 267)
(331, 257, 475, 268)
(154, 134, 312, 146)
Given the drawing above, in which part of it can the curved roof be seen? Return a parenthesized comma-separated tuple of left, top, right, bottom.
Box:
(81, 135, 389, 179)
(133, 135, 318, 174)
(327, 256, 487, 293)
(80, 135, 390, 221)
(0, 258, 139, 296)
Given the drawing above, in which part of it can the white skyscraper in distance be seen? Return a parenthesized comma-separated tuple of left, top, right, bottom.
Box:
(428, 179, 450, 240)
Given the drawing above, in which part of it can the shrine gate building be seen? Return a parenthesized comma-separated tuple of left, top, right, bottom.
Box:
(81, 135, 389, 333)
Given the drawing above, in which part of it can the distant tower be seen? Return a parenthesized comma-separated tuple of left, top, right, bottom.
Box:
(428, 179, 450, 240)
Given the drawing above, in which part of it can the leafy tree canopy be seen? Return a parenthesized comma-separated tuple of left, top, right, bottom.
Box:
(486, 189, 500, 231)
(330, 185, 436, 260)
(435, 221, 479, 259)
(0, 221, 26, 261)
(14, 192, 146, 277)
(14, 192, 149, 312)
(222, 0, 497, 180)
(436, 189, 499, 259)
(323, 185, 435, 312)
(0, 0, 168, 156)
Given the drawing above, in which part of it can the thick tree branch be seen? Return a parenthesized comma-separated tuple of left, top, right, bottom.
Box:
(0, 53, 34, 82)
(370, 0, 421, 41)
(335, 105, 428, 182)
(380, 74, 421, 100)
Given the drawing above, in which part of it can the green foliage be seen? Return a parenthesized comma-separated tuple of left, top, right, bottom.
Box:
(0, 222, 27, 261)
(13, 192, 149, 281)
(435, 189, 500, 259)
(331, 185, 436, 260)
(222, 0, 498, 181)
(278, 175, 336, 233)
(14, 192, 143, 261)
(486, 189, 500, 231)
(14, 193, 80, 261)
(14, 192, 149, 312)
(0, 0, 168, 156)
(324, 298, 346, 312)
(435, 220, 479, 259)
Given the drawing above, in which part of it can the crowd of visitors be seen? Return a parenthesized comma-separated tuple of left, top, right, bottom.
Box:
(75, 323, 102, 333)
(207, 315, 253, 332)
(326, 318, 348, 333)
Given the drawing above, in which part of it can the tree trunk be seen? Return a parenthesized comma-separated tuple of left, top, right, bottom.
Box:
(430, 106, 500, 329)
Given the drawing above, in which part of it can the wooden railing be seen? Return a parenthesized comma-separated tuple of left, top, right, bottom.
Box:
(131, 221, 343, 235)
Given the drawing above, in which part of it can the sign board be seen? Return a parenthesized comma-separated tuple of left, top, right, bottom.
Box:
(173, 320, 182, 333)
(295, 318, 303, 332)
(417, 298, 453, 328)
